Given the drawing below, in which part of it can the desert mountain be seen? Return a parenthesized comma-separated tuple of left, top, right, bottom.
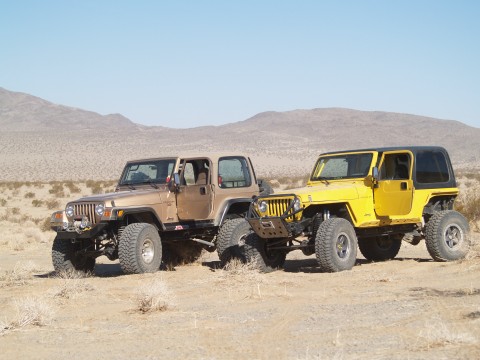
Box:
(0, 87, 137, 131)
(0, 88, 479, 181)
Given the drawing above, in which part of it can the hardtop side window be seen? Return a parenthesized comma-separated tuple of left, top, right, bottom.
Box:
(218, 156, 251, 188)
(416, 151, 450, 183)
(121, 159, 176, 184)
(379, 153, 411, 180)
(180, 159, 210, 185)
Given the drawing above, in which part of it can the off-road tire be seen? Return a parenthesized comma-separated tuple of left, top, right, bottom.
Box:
(52, 236, 95, 273)
(315, 218, 357, 272)
(244, 233, 287, 272)
(358, 236, 402, 261)
(425, 210, 470, 261)
(118, 223, 162, 274)
(216, 218, 251, 266)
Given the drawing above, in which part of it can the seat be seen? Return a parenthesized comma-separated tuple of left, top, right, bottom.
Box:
(394, 164, 409, 179)
(196, 169, 208, 185)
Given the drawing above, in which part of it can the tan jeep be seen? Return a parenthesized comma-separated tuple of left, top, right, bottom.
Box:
(243, 146, 470, 272)
(50, 154, 266, 274)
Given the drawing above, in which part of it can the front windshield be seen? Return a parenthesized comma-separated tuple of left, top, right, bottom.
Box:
(119, 159, 176, 185)
(311, 153, 373, 181)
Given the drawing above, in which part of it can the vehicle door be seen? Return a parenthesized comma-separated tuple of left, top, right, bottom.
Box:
(373, 151, 414, 216)
(176, 158, 214, 220)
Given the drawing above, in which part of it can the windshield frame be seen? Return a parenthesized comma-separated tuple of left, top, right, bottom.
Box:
(310, 152, 374, 181)
(118, 158, 177, 186)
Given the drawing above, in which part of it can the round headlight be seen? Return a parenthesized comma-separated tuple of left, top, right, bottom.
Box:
(95, 204, 105, 216)
(293, 198, 302, 212)
(258, 200, 268, 213)
(65, 205, 74, 217)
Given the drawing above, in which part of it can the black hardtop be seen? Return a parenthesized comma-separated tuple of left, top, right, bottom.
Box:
(320, 145, 449, 156)
(319, 146, 456, 190)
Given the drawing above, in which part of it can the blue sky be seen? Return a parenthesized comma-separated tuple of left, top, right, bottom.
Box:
(1, 0, 479, 128)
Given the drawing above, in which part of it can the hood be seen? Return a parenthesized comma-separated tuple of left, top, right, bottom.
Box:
(276, 181, 360, 203)
(68, 185, 172, 207)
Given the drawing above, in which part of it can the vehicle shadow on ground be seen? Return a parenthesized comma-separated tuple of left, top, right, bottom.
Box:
(282, 257, 432, 273)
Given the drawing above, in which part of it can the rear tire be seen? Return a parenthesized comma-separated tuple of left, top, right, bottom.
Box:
(216, 218, 251, 266)
(119, 223, 162, 274)
(425, 210, 470, 261)
(52, 236, 95, 273)
(358, 236, 402, 261)
(315, 218, 357, 272)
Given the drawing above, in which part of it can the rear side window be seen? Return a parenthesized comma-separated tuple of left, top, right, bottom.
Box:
(416, 151, 450, 183)
(218, 157, 252, 188)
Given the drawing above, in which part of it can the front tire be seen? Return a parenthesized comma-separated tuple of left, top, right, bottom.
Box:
(119, 223, 162, 274)
(425, 210, 470, 261)
(244, 233, 287, 272)
(216, 218, 251, 266)
(315, 218, 357, 272)
(52, 236, 95, 273)
(358, 236, 402, 261)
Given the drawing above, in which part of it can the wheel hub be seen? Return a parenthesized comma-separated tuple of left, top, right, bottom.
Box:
(444, 224, 463, 249)
(142, 239, 155, 263)
(336, 233, 350, 258)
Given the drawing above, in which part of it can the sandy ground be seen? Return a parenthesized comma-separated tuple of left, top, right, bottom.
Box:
(1, 183, 479, 359)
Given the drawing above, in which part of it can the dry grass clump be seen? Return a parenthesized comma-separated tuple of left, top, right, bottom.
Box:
(32, 199, 44, 207)
(0, 198, 7, 206)
(45, 199, 60, 210)
(216, 259, 267, 299)
(52, 269, 95, 300)
(0, 261, 37, 287)
(136, 279, 175, 313)
(465, 232, 480, 260)
(64, 181, 81, 194)
(0, 221, 53, 250)
(48, 182, 65, 197)
(24, 192, 35, 199)
(1, 296, 55, 335)
(456, 194, 480, 232)
(419, 318, 476, 349)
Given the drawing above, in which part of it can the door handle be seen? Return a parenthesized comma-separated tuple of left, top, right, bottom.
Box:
(400, 182, 407, 190)
(200, 186, 206, 195)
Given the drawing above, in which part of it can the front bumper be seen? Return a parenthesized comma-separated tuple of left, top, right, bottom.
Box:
(247, 195, 308, 239)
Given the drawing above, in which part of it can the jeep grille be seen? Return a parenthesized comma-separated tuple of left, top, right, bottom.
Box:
(267, 198, 293, 217)
(73, 203, 98, 224)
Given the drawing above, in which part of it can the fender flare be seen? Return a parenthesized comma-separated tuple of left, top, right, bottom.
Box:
(117, 207, 166, 231)
(215, 198, 254, 226)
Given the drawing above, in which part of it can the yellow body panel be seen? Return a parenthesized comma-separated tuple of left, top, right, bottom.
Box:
(255, 149, 459, 229)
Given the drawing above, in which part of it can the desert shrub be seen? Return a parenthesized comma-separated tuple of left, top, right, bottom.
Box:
(12, 296, 54, 328)
(0, 198, 6, 206)
(45, 199, 60, 210)
(456, 194, 480, 231)
(0, 261, 37, 287)
(40, 217, 53, 232)
(48, 183, 65, 197)
(11, 207, 20, 215)
(32, 199, 44, 207)
(53, 269, 94, 299)
(64, 181, 81, 194)
(24, 192, 35, 199)
(136, 279, 174, 313)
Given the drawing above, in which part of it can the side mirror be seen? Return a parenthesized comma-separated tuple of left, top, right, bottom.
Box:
(372, 167, 379, 188)
(169, 173, 181, 192)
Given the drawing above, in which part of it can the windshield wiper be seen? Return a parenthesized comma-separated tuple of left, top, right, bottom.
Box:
(142, 180, 159, 189)
(315, 177, 330, 185)
(122, 182, 136, 190)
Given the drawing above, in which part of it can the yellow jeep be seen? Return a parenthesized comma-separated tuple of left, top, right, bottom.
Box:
(243, 146, 470, 272)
